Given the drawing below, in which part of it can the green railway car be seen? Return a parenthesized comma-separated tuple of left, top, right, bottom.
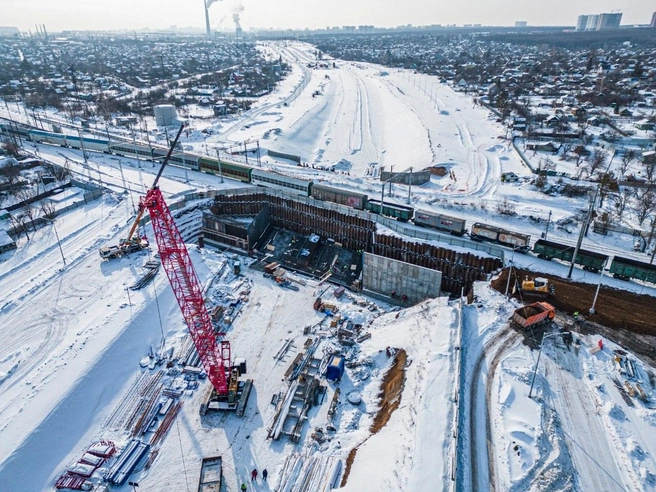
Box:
(365, 199, 414, 222)
(533, 239, 608, 272)
(609, 256, 656, 284)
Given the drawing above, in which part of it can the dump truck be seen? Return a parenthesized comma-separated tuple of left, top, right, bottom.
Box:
(511, 302, 556, 329)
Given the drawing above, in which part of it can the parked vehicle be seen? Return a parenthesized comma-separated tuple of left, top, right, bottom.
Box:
(533, 239, 608, 272)
(511, 302, 556, 329)
(99, 236, 149, 260)
(470, 222, 531, 252)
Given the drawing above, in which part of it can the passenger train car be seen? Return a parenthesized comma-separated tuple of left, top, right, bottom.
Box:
(4, 120, 656, 284)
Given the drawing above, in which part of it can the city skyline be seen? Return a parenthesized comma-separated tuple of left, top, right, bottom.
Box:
(2, 0, 654, 33)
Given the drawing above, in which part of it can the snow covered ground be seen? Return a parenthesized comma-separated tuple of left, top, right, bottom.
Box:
(0, 40, 655, 492)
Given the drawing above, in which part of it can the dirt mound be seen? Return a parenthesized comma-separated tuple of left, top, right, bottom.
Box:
(341, 349, 407, 486)
(428, 166, 449, 176)
(491, 268, 656, 366)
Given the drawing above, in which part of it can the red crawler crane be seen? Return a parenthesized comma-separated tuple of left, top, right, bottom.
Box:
(139, 126, 239, 406)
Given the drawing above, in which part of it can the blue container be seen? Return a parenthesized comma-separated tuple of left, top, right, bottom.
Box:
(326, 355, 345, 381)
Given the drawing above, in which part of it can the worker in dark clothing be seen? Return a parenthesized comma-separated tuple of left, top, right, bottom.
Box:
(262, 469, 268, 481)
(251, 468, 258, 481)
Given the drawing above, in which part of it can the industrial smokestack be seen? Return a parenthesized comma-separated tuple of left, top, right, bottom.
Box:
(204, 0, 221, 38)
(42, 24, 48, 41)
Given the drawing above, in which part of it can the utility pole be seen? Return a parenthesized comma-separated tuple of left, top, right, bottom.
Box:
(543, 210, 552, 240)
(529, 332, 560, 399)
(504, 260, 514, 297)
(567, 185, 599, 279)
(407, 167, 413, 204)
(216, 148, 224, 183)
(132, 129, 141, 169)
(589, 260, 607, 314)
(244, 140, 249, 166)
(52, 220, 66, 266)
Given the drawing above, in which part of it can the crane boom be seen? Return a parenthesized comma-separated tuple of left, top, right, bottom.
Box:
(125, 125, 185, 243)
(143, 186, 229, 395)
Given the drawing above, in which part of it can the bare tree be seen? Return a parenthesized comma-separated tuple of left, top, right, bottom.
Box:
(2, 139, 20, 157)
(496, 196, 516, 216)
(588, 148, 607, 176)
(40, 199, 57, 220)
(573, 145, 587, 166)
(636, 190, 656, 226)
(644, 159, 656, 183)
(9, 213, 30, 240)
(0, 160, 21, 186)
(619, 149, 637, 178)
(14, 188, 38, 232)
(597, 171, 616, 207)
(610, 187, 633, 220)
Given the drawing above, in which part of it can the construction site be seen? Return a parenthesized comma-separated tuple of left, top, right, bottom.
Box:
(2, 38, 656, 492)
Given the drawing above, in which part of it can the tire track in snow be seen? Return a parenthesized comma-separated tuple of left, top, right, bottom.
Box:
(378, 78, 437, 166)
(469, 326, 521, 492)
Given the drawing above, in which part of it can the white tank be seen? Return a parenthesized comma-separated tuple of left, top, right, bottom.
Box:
(154, 104, 177, 126)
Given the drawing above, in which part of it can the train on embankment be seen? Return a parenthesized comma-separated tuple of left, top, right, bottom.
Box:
(3, 120, 656, 284)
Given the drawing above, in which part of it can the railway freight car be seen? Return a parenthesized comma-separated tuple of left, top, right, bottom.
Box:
(310, 183, 367, 209)
(470, 222, 530, 252)
(532, 239, 608, 272)
(609, 256, 656, 284)
(413, 209, 466, 235)
(365, 199, 414, 222)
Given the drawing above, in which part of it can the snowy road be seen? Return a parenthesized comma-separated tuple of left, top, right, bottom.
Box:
(543, 346, 633, 491)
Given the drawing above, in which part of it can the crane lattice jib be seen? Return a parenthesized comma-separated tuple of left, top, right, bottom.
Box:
(143, 187, 229, 395)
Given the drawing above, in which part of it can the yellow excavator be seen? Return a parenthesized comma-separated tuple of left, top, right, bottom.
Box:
(516, 276, 555, 297)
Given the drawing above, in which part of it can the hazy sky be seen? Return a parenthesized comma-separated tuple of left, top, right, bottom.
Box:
(2, 0, 654, 33)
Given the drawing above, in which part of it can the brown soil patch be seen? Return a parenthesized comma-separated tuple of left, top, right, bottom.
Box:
(341, 349, 407, 487)
(429, 166, 449, 176)
(491, 267, 656, 366)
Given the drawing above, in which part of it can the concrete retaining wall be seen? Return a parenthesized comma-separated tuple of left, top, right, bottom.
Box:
(362, 252, 441, 304)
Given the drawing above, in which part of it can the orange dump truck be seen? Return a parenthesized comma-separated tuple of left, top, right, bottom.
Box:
(511, 302, 556, 329)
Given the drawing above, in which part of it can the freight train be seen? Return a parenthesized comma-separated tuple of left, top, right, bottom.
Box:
(4, 121, 656, 284)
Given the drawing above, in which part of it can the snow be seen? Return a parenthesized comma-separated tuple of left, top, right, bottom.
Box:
(0, 40, 655, 492)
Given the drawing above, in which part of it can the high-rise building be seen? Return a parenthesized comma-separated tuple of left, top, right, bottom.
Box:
(651, 12, 656, 27)
(515, 21, 527, 27)
(576, 15, 589, 31)
(598, 12, 622, 30)
(586, 15, 600, 31)
(577, 12, 621, 31)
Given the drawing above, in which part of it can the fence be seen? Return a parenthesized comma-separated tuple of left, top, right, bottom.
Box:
(267, 150, 301, 164)
(192, 187, 505, 259)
